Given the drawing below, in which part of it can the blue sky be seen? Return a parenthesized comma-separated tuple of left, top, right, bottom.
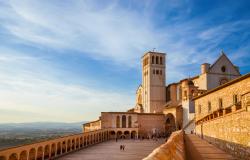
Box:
(0, 0, 249, 123)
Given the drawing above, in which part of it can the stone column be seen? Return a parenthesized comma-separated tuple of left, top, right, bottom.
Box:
(42, 151, 44, 160)
(55, 144, 57, 157)
(26, 151, 29, 160)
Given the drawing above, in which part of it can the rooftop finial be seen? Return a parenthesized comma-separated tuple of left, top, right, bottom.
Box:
(221, 50, 225, 55)
(152, 48, 156, 52)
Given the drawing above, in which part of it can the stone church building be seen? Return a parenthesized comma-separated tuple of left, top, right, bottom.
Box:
(83, 51, 241, 138)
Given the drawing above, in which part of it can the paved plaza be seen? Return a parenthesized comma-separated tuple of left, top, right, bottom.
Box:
(59, 139, 165, 160)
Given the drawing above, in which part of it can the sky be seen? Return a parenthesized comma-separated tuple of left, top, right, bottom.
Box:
(0, 0, 249, 123)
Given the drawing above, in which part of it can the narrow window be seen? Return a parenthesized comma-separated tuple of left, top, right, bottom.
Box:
(156, 56, 159, 64)
(208, 101, 211, 113)
(156, 70, 159, 74)
(159, 70, 162, 75)
(233, 94, 238, 104)
(152, 56, 155, 64)
(218, 98, 223, 109)
(128, 116, 132, 128)
(160, 57, 163, 64)
(116, 116, 120, 128)
(122, 115, 126, 128)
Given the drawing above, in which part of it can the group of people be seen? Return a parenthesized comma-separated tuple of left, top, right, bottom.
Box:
(120, 145, 125, 151)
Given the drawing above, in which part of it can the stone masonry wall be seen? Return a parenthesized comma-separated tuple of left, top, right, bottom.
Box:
(195, 75, 250, 159)
(196, 110, 250, 159)
(143, 130, 185, 160)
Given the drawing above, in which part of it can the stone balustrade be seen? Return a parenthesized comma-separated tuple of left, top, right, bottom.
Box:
(143, 130, 185, 160)
(0, 129, 109, 160)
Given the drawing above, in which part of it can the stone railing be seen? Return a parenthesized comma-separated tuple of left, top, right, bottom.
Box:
(0, 129, 109, 160)
(143, 130, 185, 160)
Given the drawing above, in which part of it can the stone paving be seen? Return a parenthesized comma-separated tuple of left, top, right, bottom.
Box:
(59, 139, 165, 160)
(185, 134, 237, 160)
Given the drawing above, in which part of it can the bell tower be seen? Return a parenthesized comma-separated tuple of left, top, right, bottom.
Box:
(141, 51, 166, 113)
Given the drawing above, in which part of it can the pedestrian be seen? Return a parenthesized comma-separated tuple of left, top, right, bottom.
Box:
(123, 145, 125, 151)
(120, 145, 122, 151)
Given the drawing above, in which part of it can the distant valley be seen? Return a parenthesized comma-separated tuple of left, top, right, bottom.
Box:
(0, 122, 87, 150)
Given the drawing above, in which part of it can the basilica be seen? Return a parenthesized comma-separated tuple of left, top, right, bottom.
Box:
(83, 51, 241, 138)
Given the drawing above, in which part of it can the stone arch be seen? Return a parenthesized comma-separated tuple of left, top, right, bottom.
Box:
(44, 145, 50, 160)
(84, 136, 87, 146)
(36, 146, 43, 160)
(116, 116, 120, 128)
(109, 130, 116, 139)
(62, 141, 66, 153)
(94, 133, 97, 143)
(57, 142, 62, 155)
(51, 143, 56, 158)
(67, 139, 71, 152)
(98, 133, 101, 142)
(124, 131, 130, 139)
(128, 116, 132, 128)
(90, 134, 93, 144)
(19, 150, 27, 160)
(80, 137, 83, 147)
(76, 138, 79, 149)
(71, 139, 75, 150)
(122, 115, 126, 128)
(28, 148, 36, 160)
(165, 113, 176, 137)
(117, 131, 122, 139)
(131, 131, 137, 139)
(8, 153, 17, 160)
(0, 156, 6, 160)
(87, 135, 89, 145)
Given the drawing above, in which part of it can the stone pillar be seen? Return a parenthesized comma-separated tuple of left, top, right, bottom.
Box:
(232, 105, 236, 112)
(26, 151, 29, 160)
(55, 144, 57, 157)
(223, 109, 226, 115)
(42, 151, 45, 160)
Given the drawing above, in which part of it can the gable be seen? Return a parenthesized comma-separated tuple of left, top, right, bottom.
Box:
(209, 53, 240, 75)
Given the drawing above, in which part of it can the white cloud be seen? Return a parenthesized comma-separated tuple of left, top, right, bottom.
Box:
(0, 0, 163, 67)
(0, 48, 134, 122)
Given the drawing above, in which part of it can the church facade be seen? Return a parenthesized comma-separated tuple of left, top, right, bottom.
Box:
(83, 51, 241, 137)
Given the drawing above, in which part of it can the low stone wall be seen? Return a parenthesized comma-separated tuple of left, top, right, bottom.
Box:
(143, 130, 185, 160)
(0, 129, 109, 160)
(195, 109, 250, 159)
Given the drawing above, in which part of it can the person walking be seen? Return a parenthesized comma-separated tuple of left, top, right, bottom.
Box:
(120, 145, 122, 151)
(122, 145, 125, 151)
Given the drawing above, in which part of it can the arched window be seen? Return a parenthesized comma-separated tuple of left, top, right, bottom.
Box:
(152, 56, 155, 64)
(221, 66, 226, 72)
(116, 116, 120, 128)
(128, 116, 132, 128)
(122, 115, 126, 128)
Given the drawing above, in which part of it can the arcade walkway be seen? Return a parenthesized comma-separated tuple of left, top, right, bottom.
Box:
(59, 139, 165, 160)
